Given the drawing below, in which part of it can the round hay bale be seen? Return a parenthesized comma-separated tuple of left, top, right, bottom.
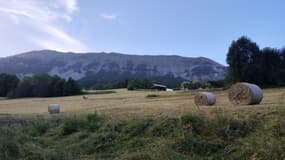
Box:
(228, 83, 263, 105)
(82, 95, 89, 100)
(48, 104, 60, 114)
(194, 92, 216, 106)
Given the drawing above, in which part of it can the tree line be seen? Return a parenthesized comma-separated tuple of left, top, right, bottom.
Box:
(180, 80, 225, 90)
(226, 36, 285, 87)
(127, 79, 153, 90)
(0, 74, 81, 98)
(181, 81, 211, 90)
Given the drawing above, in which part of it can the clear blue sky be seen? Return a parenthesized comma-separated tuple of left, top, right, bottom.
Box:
(0, 0, 285, 65)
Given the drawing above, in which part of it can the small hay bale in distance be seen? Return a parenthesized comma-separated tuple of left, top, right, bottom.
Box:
(194, 92, 216, 106)
(48, 104, 60, 114)
(228, 82, 263, 105)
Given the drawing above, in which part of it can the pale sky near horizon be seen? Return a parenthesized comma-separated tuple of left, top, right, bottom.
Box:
(0, 0, 285, 65)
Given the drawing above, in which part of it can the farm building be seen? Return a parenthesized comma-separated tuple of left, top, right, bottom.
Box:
(151, 84, 168, 91)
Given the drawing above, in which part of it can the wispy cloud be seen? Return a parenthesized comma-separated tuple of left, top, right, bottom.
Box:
(31, 25, 87, 52)
(0, 0, 88, 54)
(56, 0, 79, 13)
(99, 13, 118, 20)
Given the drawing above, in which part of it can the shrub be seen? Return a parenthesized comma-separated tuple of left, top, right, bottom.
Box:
(85, 132, 118, 153)
(150, 118, 181, 137)
(28, 121, 50, 136)
(146, 94, 159, 98)
(123, 120, 152, 138)
(273, 117, 285, 137)
(85, 113, 103, 132)
(214, 116, 257, 140)
(174, 137, 224, 156)
(181, 115, 208, 136)
(61, 118, 82, 135)
(0, 129, 19, 160)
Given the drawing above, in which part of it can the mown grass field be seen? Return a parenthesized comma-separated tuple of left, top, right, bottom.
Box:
(0, 88, 284, 118)
(0, 88, 285, 159)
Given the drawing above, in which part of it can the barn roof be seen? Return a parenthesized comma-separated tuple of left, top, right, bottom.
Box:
(151, 84, 167, 88)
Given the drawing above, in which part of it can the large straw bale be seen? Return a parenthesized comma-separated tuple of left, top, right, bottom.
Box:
(228, 83, 263, 105)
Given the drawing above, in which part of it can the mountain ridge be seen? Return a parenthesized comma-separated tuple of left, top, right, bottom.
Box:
(0, 50, 227, 88)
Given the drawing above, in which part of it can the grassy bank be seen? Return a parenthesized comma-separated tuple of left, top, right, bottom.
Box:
(1, 107, 285, 160)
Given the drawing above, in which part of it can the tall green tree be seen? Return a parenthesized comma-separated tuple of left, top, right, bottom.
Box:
(31, 74, 53, 97)
(181, 81, 191, 91)
(53, 78, 66, 96)
(8, 74, 81, 98)
(127, 79, 153, 90)
(226, 36, 260, 84)
(0, 74, 19, 97)
(261, 48, 283, 85)
(280, 48, 285, 83)
(12, 77, 34, 98)
(64, 77, 81, 96)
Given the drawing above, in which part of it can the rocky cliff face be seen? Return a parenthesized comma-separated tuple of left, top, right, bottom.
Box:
(0, 50, 227, 87)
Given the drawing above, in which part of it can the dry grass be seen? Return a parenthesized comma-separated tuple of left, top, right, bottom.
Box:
(0, 88, 284, 119)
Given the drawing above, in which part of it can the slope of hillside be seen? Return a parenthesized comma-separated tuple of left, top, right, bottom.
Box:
(0, 50, 227, 87)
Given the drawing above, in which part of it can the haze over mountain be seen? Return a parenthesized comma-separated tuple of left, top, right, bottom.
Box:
(0, 50, 226, 88)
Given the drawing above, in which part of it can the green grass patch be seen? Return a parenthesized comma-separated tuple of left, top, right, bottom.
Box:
(0, 110, 285, 159)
